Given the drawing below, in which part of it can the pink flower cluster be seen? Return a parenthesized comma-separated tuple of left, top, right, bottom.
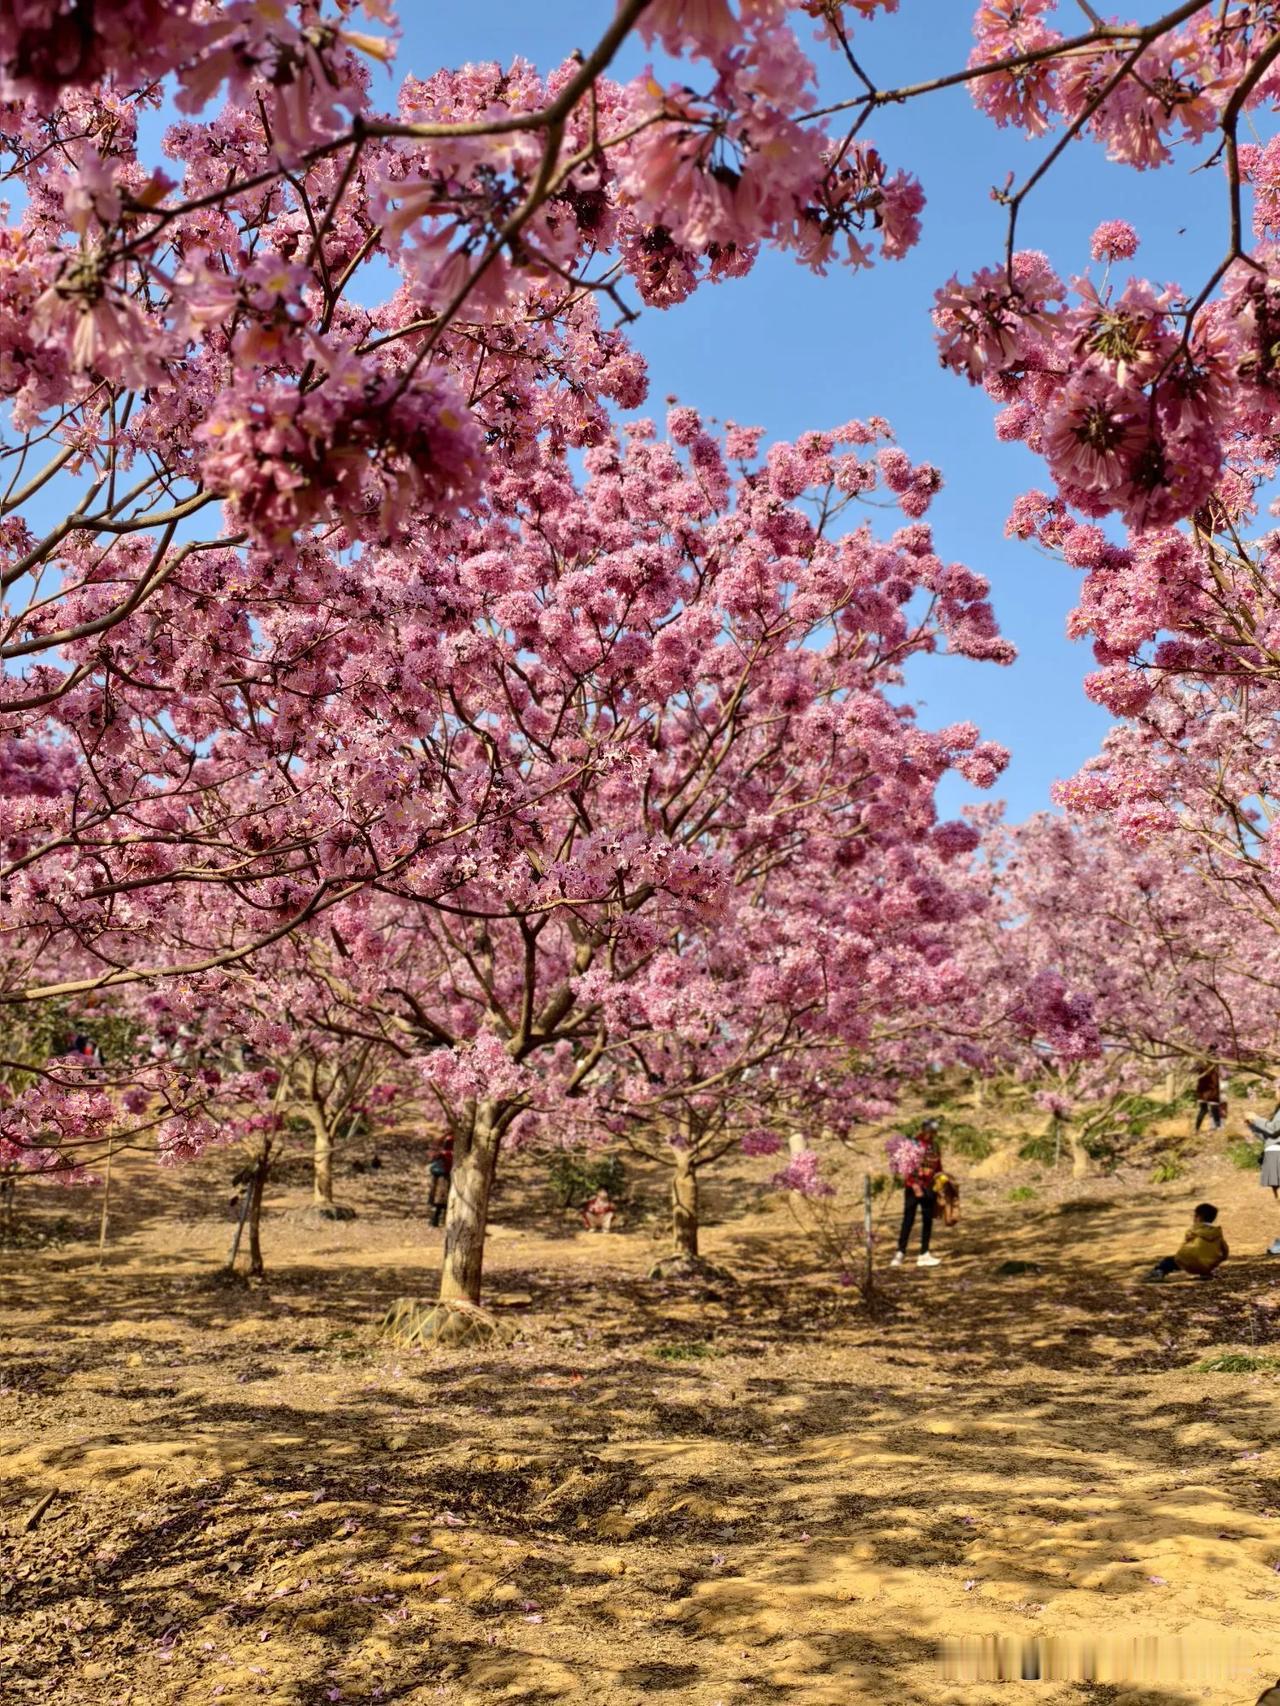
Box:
(884, 1132, 929, 1180)
(969, 2, 1240, 169)
(1089, 220, 1139, 264)
(1010, 969, 1099, 1062)
(1034, 1090, 1072, 1120)
(942, 7, 1280, 531)
(771, 1150, 836, 1199)
(935, 250, 1235, 529)
(196, 360, 486, 549)
(741, 1129, 784, 1157)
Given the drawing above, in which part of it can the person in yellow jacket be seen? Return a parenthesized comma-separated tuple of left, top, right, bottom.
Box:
(1143, 1202, 1228, 1282)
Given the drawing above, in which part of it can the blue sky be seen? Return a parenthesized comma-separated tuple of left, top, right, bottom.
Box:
(393, 4, 1227, 819)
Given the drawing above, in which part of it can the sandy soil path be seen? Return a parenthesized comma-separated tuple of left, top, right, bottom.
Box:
(2, 1138, 1279, 1705)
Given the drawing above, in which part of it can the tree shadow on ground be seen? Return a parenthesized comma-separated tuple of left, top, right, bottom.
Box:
(4, 1152, 1280, 1703)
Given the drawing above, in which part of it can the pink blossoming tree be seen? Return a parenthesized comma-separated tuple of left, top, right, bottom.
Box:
(574, 827, 992, 1271)
(9, 0, 1280, 1302)
(194, 412, 1010, 1310)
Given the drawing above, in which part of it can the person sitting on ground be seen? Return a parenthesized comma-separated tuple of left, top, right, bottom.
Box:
(1143, 1202, 1228, 1283)
(581, 1186, 616, 1233)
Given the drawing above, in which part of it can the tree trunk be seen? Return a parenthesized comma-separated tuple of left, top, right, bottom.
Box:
(225, 1179, 252, 1272)
(863, 1173, 874, 1296)
(1068, 1129, 1091, 1180)
(311, 1111, 334, 1207)
(247, 1143, 271, 1277)
(671, 1147, 699, 1259)
(437, 1107, 500, 1305)
(96, 1141, 114, 1267)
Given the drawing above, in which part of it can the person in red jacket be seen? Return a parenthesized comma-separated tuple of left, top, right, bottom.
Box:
(581, 1187, 616, 1233)
(891, 1118, 944, 1269)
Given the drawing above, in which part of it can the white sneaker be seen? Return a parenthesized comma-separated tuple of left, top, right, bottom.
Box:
(890, 1251, 904, 1267)
(916, 1252, 941, 1268)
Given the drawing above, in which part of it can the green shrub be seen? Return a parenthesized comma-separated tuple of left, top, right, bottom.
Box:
(1227, 1140, 1261, 1172)
(546, 1152, 627, 1210)
(945, 1121, 994, 1162)
(1018, 1130, 1057, 1165)
(1194, 1353, 1280, 1374)
(651, 1341, 717, 1362)
(0, 998, 143, 1099)
(1008, 1185, 1036, 1202)
(1079, 1127, 1121, 1167)
(1150, 1156, 1186, 1184)
(868, 1172, 895, 1198)
(1119, 1094, 1168, 1132)
(994, 1258, 1041, 1276)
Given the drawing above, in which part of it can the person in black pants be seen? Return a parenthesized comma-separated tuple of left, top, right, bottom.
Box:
(891, 1119, 943, 1269)
(427, 1140, 453, 1228)
(898, 1185, 936, 1259)
(1194, 1060, 1224, 1131)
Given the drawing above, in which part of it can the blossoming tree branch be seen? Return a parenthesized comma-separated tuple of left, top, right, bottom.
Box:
(5, 0, 1280, 1317)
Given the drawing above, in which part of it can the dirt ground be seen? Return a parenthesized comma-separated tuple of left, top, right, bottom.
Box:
(4, 1121, 1280, 1706)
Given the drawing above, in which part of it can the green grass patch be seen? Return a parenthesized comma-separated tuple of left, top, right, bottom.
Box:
(1058, 1198, 1111, 1216)
(1150, 1156, 1186, 1184)
(944, 1121, 994, 1162)
(1018, 1130, 1058, 1165)
(1080, 1128, 1121, 1165)
(650, 1341, 718, 1362)
(1227, 1140, 1261, 1172)
(1118, 1094, 1170, 1134)
(1194, 1353, 1280, 1374)
(1007, 1185, 1036, 1203)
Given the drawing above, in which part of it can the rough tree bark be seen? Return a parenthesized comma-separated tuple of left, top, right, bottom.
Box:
(247, 1142, 271, 1277)
(438, 1103, 501, 1305)
(649, 1139, 734, 1285)
(310, 1109, 334, 1208)
(671, 1146, 699, 1260)
(1068, 1130, 1092, 1180)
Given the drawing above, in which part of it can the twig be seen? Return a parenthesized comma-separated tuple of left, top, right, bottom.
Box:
(19, 1490, 57, 1535)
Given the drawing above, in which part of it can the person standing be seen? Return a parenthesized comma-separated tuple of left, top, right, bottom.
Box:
(1194, 1061, 1224, 1132)
(891, 1118, 944, 1269)
(1247, 1100, 1280, 1254)
(427, 1139, 453, 1229)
